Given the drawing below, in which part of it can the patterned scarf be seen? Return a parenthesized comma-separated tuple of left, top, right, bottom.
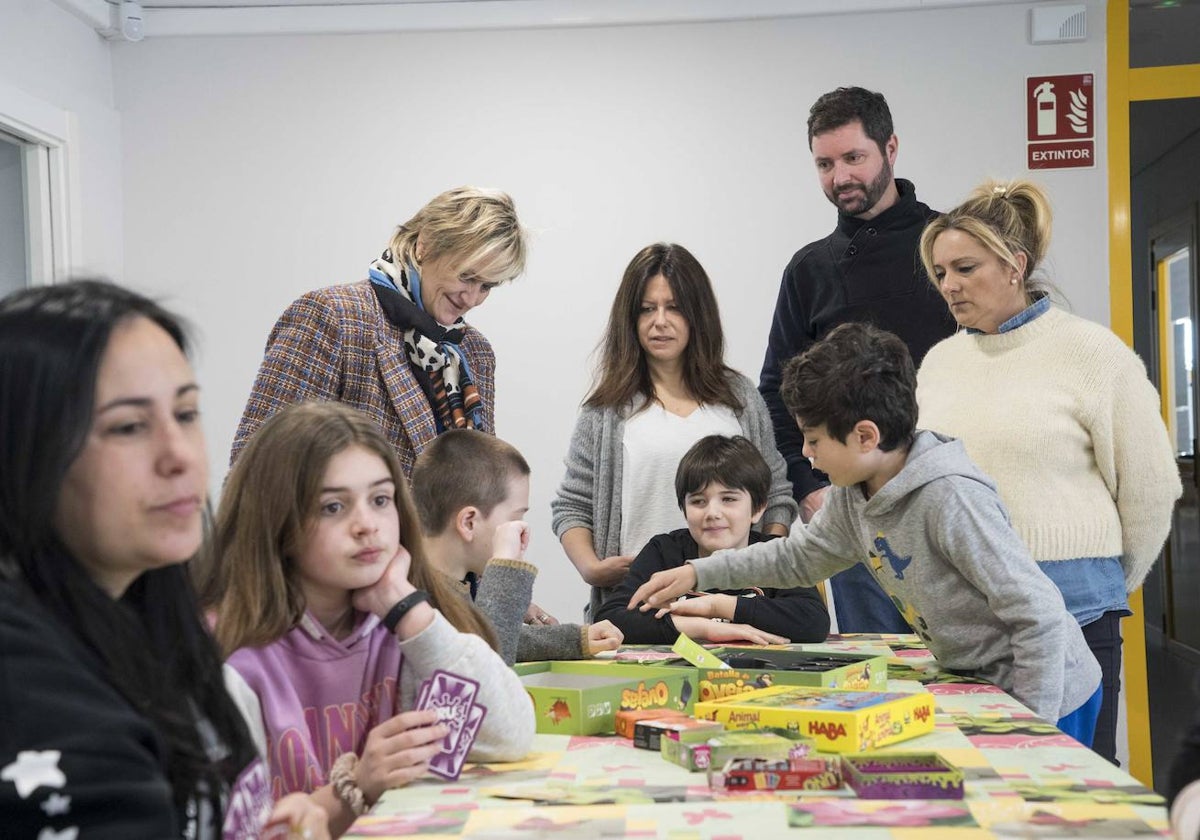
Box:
(368, 250, 485, 431)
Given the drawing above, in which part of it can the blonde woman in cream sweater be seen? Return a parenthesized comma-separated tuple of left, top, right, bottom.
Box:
(915, 179, 1181, 765)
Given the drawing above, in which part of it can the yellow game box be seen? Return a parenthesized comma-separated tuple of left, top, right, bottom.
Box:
(693, 685, 934, 753)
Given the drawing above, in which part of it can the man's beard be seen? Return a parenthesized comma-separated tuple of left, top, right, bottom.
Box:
(827, 158, 893, 216)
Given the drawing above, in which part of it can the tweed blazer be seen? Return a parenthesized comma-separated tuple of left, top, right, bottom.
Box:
(231, 280, 495, 476)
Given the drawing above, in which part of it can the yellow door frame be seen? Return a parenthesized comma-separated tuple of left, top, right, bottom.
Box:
(1108, 0, 1200, 786)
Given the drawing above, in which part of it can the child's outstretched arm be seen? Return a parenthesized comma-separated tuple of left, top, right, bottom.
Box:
(626, 564, 697, 612)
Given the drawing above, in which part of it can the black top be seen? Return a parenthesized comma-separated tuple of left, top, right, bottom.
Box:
(595, 529, 829, 644)
(758, 179, 957, 500)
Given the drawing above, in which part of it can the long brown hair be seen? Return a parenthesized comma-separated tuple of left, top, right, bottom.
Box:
(205, 401, 498, 656)
(585, 243, 740, 413)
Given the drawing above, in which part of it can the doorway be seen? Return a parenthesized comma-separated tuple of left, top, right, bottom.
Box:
(1132, 95, 1200, 791)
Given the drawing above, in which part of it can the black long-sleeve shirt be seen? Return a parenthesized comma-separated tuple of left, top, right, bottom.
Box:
(759, 179, 957, 501)
(595, 529, 829, 644)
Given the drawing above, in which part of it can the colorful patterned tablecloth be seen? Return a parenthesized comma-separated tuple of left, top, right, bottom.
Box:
(351, 635, 1168, 838)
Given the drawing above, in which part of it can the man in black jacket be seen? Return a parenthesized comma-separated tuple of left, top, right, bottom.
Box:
(759, 86, 956, 633)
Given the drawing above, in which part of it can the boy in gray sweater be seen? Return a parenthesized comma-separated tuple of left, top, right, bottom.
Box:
(629, 323, 1102, 742)
(413, 429, 623, 665)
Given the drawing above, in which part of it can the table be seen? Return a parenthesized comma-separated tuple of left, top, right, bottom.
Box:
(348, 635, 1168, 838)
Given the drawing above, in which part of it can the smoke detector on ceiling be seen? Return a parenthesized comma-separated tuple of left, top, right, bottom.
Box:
(1030, 3, 1087, 44)
(104, 1, 145, 42)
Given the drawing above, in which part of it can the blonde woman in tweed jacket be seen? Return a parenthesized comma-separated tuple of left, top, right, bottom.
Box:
(232, 187, 527, 478)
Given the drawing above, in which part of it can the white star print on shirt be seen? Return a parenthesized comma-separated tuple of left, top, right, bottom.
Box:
(1, 750, 66, 799)
(36, 828, 78, 840)
(40, 792, 72, 816)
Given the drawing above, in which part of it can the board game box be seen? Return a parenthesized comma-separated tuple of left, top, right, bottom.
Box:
(841, 752, 963, 799)
(709, 756, 843, 791)
(515, 661, 695, 735)
(694, 685, 935, 753)
(610, 645, 888, 703)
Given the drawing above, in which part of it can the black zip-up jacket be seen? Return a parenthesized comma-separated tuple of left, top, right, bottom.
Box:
(759, 179, 957, 501)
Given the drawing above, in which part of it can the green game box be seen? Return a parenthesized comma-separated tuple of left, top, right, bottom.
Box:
(610, 645, 889, 704)
(515, 661, 696, 735)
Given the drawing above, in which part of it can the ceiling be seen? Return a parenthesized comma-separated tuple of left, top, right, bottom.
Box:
(55, 0, 1043, 39)
(141, 0, 483, 5)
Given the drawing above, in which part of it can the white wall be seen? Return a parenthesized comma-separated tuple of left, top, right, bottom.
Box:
(111, 2, 1108, 623)
(0, 0, 123, 277)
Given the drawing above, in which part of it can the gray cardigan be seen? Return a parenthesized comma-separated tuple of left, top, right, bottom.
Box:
(551, 371, 799, 618)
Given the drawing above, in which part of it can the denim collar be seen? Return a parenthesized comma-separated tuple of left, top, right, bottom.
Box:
(966, 292, 1051, 335)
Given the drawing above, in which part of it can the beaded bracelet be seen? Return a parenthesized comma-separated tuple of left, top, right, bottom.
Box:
(330, 752, 367, 816)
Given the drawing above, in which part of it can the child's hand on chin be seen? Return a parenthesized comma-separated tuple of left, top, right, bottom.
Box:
(352, 545, 416, 618)
(492, 520, 530, 561)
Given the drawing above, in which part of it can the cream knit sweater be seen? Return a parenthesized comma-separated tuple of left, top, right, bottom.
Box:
(917, 306, 1181, 592)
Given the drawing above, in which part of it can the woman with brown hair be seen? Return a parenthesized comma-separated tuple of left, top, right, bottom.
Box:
(552, 243, 798, 619)
(206, 401, 532, 837)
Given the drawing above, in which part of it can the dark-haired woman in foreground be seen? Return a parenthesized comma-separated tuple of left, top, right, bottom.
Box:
(0, 281, 326, 838)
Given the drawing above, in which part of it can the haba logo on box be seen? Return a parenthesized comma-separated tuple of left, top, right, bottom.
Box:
(1026, 73, 1095, 170)
(913, 705, 931, 724)
(620, 681, 670, 710)
(808, 719, 849, 741)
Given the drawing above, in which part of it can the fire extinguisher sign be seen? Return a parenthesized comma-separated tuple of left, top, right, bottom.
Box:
(1026, 73, 1095, 170)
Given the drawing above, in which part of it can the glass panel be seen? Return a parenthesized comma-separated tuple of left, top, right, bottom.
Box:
(0, 133, 28, 295)
(1130, 1, 1200, 68)
(1165, 248, 1195, 455)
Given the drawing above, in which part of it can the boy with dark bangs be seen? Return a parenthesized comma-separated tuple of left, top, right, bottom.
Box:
(597, 435, 828, 645)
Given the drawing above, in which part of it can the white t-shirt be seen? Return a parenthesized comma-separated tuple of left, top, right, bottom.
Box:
(619, 402, 741, 557)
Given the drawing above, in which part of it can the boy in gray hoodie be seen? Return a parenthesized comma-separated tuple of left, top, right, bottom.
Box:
(629, 322, 1102, 743)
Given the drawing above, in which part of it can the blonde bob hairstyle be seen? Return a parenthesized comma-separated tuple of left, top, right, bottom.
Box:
(206, 401, 499, 657)
(919, 178, 1055, 302)
(387, 186, 527, 285)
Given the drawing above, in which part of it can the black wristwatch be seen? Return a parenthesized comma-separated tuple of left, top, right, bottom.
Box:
(383, 589, 430, 634)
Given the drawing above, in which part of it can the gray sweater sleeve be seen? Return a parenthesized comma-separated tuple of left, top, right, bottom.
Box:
(692, 498, 859, 590)
(730, 373, 800, 532)
(396, 612, 534, 761)
(474, 558, 588, 664)
(473, 558, 536, 666)
(550, 408, 603, 538)
(928, 483, 1074, 721)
